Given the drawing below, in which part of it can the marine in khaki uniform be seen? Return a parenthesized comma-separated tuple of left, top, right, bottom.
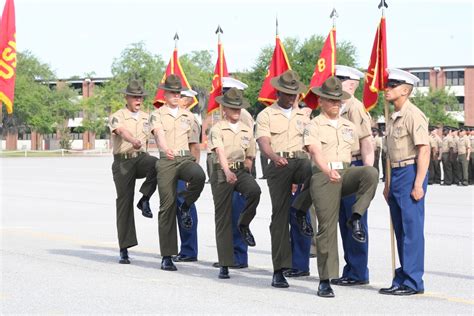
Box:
(332, 65, 375, 287)
(434, 128, 443, 184)
(204, 77, 256, 270)
(256, 70, 314, 288)
(452, 129, 461, 185)
(372, 128, 382, 173)
(457, 128, 471, 186)
(109, 79, 158, 264)
(171, 88, 202, 263)
(428, 126, 439, 185)
(150, 75, 206, 271)
(470, 128, 474, 184)
(441, 128, 454, 185)
(304, 76, 378, 298)
(208, 88, 261, 279)
(380, 69, 430, 296)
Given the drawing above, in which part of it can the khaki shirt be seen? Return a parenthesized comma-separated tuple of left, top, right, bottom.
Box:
(209, 121, 256, 163)
(256, 103, 309, 153)
(471, 136, 474, 152)
(457, 135, 471, 155)
(304, 114, 359, 163)
(386, 100, 429, 162)
(452, 136, 459, 153)
(108, 108, 150, 155)
(240, 108, 255, 130)
(429, 135, 439, 152)
(340, 95, 372, 142)
(190, 115, 201, 144)
(436, 135, 443, 154)
(150, 105, 196, 151)
(441, 135, 453, 152)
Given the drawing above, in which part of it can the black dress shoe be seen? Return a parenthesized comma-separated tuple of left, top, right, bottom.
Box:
(271, 271, 289, 288)
(239, 225, 256, 247)
(212, 262, 248, 269)
(379, 285, 401, 294)
(119, 248, 130, 264)
(178, 202, 193, 230)
(137, 198, 153, 218)
(331, 277, 369, 286)
(283, 269, 310, 277)
(317, 280, 335, 298)
(295, 211, 314, 237)
(392, 285, 423, 296)
(218, 266, 230, 279)
(172, 254, 197, 262)
(161, 256, 177, 271)
(347, 218, 366, 243)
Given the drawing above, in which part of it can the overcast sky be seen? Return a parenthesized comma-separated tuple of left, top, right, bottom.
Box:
(12, 0, 474, 78)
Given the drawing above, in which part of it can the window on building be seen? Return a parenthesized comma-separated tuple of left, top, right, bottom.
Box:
(445, 71, 464, 86)
(411, 72, 430, 87)
(457, 96, 464, 111)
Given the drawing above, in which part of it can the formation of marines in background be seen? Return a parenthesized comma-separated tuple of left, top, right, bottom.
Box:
(107, 65, 469, 298)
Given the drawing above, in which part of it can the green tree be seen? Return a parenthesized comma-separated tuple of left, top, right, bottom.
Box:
(411, 88, 460, 126)
(180, 50, 213, 114)
(3, 51, 56, 135)
(103, 42, 165, 113)
(81, 86, 109, 137)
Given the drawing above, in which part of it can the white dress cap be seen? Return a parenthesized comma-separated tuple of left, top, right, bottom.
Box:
(181, 89, 198, 98)
(222, 77, 248, 90)
(335, 65, 364, 80)
(387, 68, 420, 85)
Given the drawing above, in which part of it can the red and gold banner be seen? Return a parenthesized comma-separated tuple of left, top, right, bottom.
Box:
(153, 48, 197, 109)
(363, 16, 388, 111)
(207, 42, 228, 113)
(303, 28, 336, 109)
(0, 0, 16, 114)
(258, 35, 291, 106)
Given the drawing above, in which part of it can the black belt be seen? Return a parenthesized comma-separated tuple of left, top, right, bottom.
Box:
(114, 151, 146, 161)
(215, 161, 245, 170)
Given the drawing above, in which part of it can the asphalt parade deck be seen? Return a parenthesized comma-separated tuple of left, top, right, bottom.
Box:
(1, 155, 473, 314)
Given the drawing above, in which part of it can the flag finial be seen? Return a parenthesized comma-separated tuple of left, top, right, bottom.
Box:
(215, 25, 223, 34)
(378, 0, 388, 15)
(275, 15, 279, 36)
(174, 32, 179, 48)
(330, 8, 338, 27)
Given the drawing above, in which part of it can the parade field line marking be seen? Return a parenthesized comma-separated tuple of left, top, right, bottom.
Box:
(2, 227, 473, 306)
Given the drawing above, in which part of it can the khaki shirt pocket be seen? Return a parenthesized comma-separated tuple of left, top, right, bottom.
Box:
(270, 123, 286, 135)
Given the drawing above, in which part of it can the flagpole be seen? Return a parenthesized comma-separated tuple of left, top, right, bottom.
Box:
(215, 25, 224, 123)
(378, 0, 396, 278)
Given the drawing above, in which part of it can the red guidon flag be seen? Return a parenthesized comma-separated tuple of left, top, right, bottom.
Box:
(0, 0, 16, 114)
(258, 35, 291, 106)
(207, 41, 228, 113)
(303, 28, 336, 109)
(153, 48, 197, 109)
(363, 16, 388, 111)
